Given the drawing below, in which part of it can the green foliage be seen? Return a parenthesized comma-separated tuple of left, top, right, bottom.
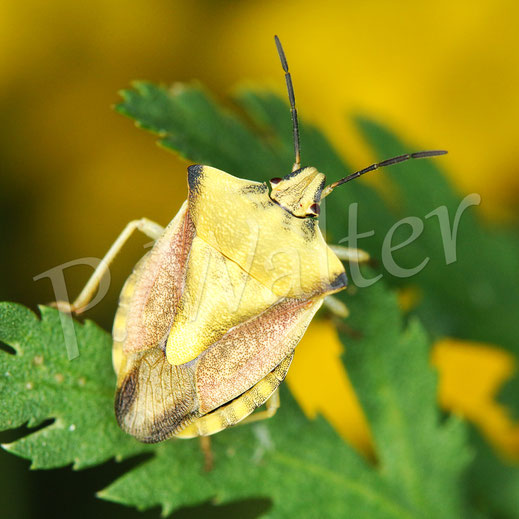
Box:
(355, 118, 519, 353)
(1, 81, 519, 517)
(354, 118, 519, 416)
(100, 283, 472, 518)
(1, 286, 472, 518)
(467, 429, 519, 518)
(0, 304, 146, 469)
(342, 283, 469, 518)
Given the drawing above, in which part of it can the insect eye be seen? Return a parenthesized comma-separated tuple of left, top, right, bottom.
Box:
(270, 177, 282, 186)
(309, 203, 320, 216)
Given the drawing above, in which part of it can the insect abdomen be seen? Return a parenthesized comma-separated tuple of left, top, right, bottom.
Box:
(175, 352, 293, 438)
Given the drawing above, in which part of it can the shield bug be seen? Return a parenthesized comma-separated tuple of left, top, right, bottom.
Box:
(59, 36, 446, 444)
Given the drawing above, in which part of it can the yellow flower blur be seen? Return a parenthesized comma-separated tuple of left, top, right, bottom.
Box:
(288, 320, 519, 460)
(433, 338, 519, 461)
(286, 320, 374, 457)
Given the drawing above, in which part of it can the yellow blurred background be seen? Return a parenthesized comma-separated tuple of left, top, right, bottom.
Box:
(1, 1, 519, 513)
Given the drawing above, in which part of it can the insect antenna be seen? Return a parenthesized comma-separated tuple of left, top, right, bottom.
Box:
(321, 150, 448, 198)
(274, 35, 301, 172)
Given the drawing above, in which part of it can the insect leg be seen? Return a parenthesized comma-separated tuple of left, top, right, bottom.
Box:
(199, 436, 213, 472)
(55, 218, 164, 314)
(323, 295, 349, 318)
(329, 244, 370, 263)
(239, 389, 281, 426)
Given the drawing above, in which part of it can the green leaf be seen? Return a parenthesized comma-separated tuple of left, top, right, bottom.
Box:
(354, 118, 519, 415)
(116, 82, 284, 178)
(355, 118, 519, 350)
(467, 428, 519, 519)
(0, 303, 148, 469)
(1, 284, 472, 518)
(100, 390, 403, 518)
(342, 282, 471, 518)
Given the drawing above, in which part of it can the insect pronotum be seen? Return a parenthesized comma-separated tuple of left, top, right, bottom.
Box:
(59, 36, 446, 445)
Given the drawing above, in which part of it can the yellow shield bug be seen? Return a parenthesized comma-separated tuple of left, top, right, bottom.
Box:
(59, 36, 446, 445)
